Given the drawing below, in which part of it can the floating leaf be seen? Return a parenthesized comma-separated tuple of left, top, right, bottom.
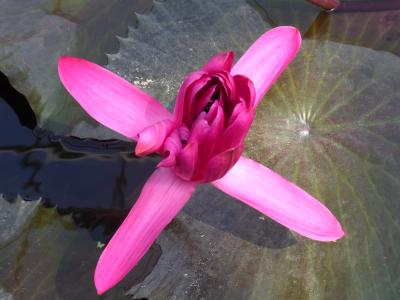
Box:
(0, 0, 145, 134)
(244, 39, 400, 299)
(107, 0, 400, 299)
(107, 0, 271, 108)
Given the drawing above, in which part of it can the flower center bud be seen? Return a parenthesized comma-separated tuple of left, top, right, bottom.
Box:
(203, 89, 220, 113)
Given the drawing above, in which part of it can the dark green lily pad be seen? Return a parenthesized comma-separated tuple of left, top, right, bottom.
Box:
(244, 40, 400, 299)
(0, 0, 147, 135)
(107, 0, 271, 109)
(108, 1, 400, 299)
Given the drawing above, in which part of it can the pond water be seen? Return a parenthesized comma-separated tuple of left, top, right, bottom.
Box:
(0, 0, 399, 299)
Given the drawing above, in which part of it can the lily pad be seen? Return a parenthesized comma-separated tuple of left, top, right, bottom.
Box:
(107, 0, 271, 109)
(107, 0, 400, 299)
(243, 40, 400, 299)
(0, 0, 147, 134)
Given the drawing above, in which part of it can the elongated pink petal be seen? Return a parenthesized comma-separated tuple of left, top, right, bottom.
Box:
(212, 156, 345, 242)
(95, 168, 196, 294)
(231, 26, 302, 106)
(58, 57, 171, 140)
(175, 141, 199, 181)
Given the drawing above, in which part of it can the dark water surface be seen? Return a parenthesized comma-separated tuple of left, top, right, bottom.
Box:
(0, 0, 400, 299)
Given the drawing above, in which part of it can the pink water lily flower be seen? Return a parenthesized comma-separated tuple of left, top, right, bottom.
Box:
(58, 26, 344, 294)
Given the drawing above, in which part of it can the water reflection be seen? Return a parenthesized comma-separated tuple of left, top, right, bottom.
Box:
(0, 72, 37, 130)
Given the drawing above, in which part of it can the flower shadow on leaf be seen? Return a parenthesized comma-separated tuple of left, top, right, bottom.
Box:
(184, 185, 296, 248)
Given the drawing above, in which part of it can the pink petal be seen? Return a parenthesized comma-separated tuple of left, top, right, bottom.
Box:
(58, 57, 171, 140)
(231, 26, 302, 106)
(232, 74, 256, 109)
(202, 144, 243, 182)
(193, 84, 218, 118)
(221, 102, 254, 150)
(202, 51, 235, 73)
(135, 119, 176, 156)
(95, 167, 196, 294)
(173, 71, 206, 124)
(175, 141, 199, 181)
(201, 104, 225, 159)
(158, 128, 185, 168)
(212, 156, 345, 242)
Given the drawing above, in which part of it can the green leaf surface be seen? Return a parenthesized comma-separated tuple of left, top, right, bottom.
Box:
(244, 39, 400, 299)
(107, 0, 271, 109)
(0, 0, 145, 135)
(109, 1, 400, 299)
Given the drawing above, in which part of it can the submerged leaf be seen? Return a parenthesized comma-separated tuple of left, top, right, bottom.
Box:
(0, 204, 161, 299)
(0, 195, 40, 247)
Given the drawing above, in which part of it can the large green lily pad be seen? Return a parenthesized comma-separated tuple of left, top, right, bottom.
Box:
(107, 0, 270, 109)
(244, 40, 400, 299)
(0, 0, 147, 135)
(109, 1, 400, 299)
